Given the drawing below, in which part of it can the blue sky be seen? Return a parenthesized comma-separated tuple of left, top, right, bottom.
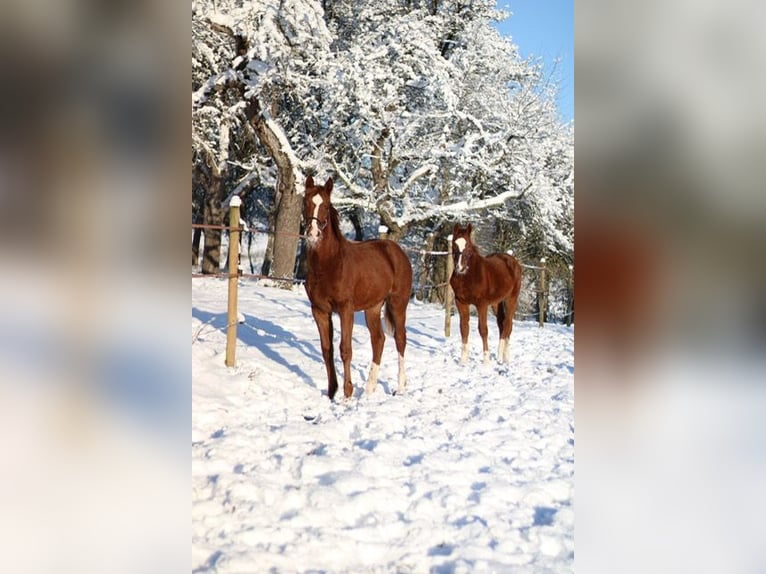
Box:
(494, 1, 574, 123)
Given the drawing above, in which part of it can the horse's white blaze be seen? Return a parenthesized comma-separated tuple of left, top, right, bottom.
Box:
(365, 362, 380, 395)
(396, 354, 407, 394)
(309, 194, 323, 239)
(454, 237, 467, 272)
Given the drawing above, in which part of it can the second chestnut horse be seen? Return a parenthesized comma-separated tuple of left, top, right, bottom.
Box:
(450, 223, 522, 364)
(303, 176, 413, 400)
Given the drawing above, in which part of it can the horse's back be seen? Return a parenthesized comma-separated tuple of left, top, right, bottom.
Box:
(382, 239, 412, 289)
(351, 237, 408, 267)
(486, 253, 522, 296)
(344, 239, 412, 306)
(491, 252, 522, 280)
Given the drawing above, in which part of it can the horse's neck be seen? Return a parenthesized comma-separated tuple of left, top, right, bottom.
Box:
(310, 230, 345, 264)
(469, 249, 487, 275)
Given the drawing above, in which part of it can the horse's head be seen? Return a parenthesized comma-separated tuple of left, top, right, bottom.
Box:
(452, 223, 475, 275)
(304, 176, 334, 247)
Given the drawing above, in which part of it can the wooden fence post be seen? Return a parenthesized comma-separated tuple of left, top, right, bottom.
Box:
(538, 256, 547, 328)
(225, 196, 241, 367)
(444, 234, 454, 337)
(378, 225, 389, 240)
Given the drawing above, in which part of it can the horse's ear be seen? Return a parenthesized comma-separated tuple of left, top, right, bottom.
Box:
(325, 177, 334, 195)
(467, 223, 473, 235)
(453, 223, 460, 236)
(306, 175, 314, 188)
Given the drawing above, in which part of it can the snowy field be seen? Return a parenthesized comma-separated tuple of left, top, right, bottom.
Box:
(192, 278, 574, 573)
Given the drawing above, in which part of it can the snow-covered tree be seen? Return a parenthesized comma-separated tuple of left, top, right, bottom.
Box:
(193, 0, 334, 278)
(191, 0, 574, 286)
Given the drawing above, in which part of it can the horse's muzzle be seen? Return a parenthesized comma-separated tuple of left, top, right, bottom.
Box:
(306, 217, 327, 245)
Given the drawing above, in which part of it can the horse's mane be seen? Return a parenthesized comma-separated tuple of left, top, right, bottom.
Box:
(457, 227, 482, 256)
(328, 202, 343, 239)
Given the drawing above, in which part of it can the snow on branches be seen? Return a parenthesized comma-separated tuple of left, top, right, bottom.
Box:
(192, 0, 573, 256)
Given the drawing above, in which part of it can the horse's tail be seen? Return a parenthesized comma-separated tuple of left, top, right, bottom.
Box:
(496, 299, 508, 329)
(383, 298, 396, 336)
(498, 255, 522, 331)
(505, 256, 523, 299)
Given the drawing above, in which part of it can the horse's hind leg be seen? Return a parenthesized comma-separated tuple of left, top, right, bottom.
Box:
(387, 295, 409, 395)
(499, 293, 518, 364)
(364, 304, 385, 395)
(477, 303, 490, 365)
(494, 302, 507, 364)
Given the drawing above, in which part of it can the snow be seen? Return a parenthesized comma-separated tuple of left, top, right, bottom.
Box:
(192, 278, 574, 572)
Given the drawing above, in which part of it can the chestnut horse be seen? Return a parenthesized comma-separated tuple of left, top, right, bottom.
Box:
(450, 223, 522, 364)
(303, 176, 413, 400)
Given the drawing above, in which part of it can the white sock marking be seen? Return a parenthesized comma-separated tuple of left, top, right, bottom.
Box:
(396, 354, 407, 394)
(365, 362, 380, 395)
(498, 339, 507, 364)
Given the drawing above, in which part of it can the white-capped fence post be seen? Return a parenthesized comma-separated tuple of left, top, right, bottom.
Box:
(225, 196, 242, 367)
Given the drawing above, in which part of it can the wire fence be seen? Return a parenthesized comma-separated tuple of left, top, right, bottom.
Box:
(192, 208, 573, 364)
(192, 222, 572, 312)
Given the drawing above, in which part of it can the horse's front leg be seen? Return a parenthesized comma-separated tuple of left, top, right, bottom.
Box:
(363, 304, 384, 396)
(477, 303, 490, 365)
(338, 306, 355, 399)
(311, 306, 338, 400)
(456, 300, 471, 364)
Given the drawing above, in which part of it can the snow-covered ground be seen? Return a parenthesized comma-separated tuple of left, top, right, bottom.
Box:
(192, 278, 574, 573)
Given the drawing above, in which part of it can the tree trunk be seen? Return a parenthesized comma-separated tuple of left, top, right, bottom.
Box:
(295, 240, 309, 281)
(424, 167, 454, 302)
(349, 207, 364, 240)
(260, 194, 277, 277)
(261, 228, 274, 277)
(431, 228, 452, 304)
(418, 233, 435, 301)
(192, 164, 205, 267)
(247, 231, 255, 274)
(370, 128, 406, 242)
(270, 184, 302, 282)
(192, 224, 202, 267)
(420, 222, 452, 304)
(248, 99, 301, 285)
(201, 173, 224, 274)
